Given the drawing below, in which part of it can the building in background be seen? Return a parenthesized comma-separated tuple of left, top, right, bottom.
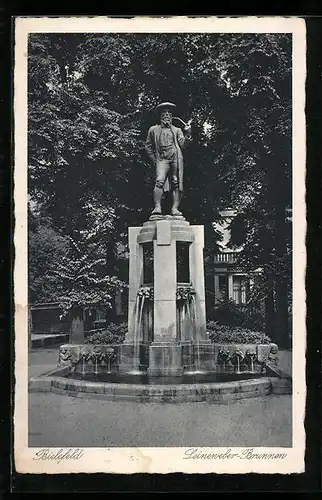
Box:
(212, 208, 260, 307)
(30, 290, 128, 337)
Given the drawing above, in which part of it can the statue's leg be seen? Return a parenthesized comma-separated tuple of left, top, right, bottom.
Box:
(171, 190, 182, 216)
(152, 160, 169, 215)
(152, 187, 163, 215)
(170, 161, 183, 216)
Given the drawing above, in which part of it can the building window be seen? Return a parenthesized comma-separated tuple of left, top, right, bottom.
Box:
(233, 276, 248, 305)
(218, 275, 228, 301)
(96, 308, 106, 320)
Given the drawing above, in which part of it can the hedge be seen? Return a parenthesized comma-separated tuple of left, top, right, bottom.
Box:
(206, 321, 271, 344)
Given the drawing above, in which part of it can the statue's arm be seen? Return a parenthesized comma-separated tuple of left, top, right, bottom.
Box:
(145, 127, 156, 163)
(177, 126, 192, 149)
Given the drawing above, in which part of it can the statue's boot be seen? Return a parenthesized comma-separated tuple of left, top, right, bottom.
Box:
(171, 189, 183, 216)
(171, 209, 183, 216)
(151, 207, 162, 215)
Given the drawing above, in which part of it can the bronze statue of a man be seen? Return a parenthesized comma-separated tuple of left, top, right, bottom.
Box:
(145, 102, 192, 217)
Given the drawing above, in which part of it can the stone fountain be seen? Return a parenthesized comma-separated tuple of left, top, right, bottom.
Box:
(55, 211, 280, 386)
(29, 102, 289, 402)
(119, 216, 211, 376)
(34, 212, 287, 402)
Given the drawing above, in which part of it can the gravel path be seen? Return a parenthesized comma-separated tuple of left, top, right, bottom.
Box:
(29, 392, 292, 448)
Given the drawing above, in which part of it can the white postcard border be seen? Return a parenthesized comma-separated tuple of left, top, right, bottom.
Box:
(14, 16, 307, 475)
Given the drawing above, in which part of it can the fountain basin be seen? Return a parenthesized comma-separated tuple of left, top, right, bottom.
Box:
(27, 341, 291, 403)
(29, 366, 287, 403)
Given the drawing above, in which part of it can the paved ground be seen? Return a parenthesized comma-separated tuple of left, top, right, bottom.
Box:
(278, 350, 292, 376)
(29, 346, 61, 378)
(28, 346, 292, 448)
(29, 391, 291, 448)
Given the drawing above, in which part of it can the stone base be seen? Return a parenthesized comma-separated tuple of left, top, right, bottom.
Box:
(148, 342, 183, 376)
(181, 341, 195, 373)
(193, 342, 216, 371)
(119, 343, 148, 373)
(30, 373, 276, 403)
(147, 341, 196, 376)
(149, 214, 186, 221)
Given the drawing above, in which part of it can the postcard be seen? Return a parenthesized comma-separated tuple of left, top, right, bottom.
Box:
(14, 16, 306, 475)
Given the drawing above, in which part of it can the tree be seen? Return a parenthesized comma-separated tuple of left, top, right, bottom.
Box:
(28, 33, 292, 346)
(29, 206, 125, 312)
(28, 210, 69, 303)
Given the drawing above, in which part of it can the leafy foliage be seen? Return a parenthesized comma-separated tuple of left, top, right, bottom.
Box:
(206, 321, 271, 344)
(28, 33, 292, 345)
(85, 322, 127, 344)
(29, 211, 125, 311)
(28, 211, 69, 303)
(208, 299, 266, 332)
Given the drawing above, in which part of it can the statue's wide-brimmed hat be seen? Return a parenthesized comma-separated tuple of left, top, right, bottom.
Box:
(155, 102, 176, 113)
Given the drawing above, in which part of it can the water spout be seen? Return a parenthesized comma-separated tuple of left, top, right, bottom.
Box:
(180, 302, 186, 341)
(133, 294, 140, 370)
(132, 290, 147, 371)
(183, 294, 205, 375)
(138, 295, 145, 337)
(244, 351, 256, 374)
(191, 295, 200, 369)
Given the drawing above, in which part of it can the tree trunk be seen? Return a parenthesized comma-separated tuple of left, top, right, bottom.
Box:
(275, 278, 290, 348)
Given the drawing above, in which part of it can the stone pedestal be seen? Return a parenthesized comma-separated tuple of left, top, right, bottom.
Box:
(189, 226, 207, 342)
(124, 227, 143, 343)
(153, 221, 177, 342)
(120, 217, 208, 376)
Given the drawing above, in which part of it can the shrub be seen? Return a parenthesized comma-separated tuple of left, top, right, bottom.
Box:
(208, 299, 266, 332)
(206, 321, 271, 344)
(85, 321, 127, 345)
